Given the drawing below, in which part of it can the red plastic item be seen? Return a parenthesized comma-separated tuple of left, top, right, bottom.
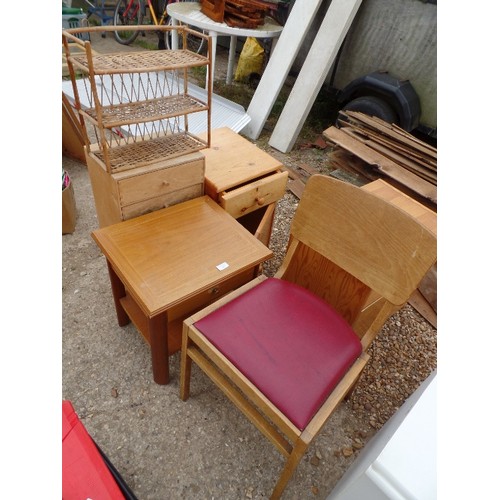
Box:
(62, 400, 125, 499)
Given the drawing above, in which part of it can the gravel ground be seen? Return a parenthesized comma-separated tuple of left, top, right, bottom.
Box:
(62, 32, 437, 499)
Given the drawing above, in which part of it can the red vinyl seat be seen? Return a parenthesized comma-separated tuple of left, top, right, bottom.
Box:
(194, 278, 362, 430)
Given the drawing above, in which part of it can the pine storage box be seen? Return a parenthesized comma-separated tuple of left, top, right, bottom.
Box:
(86, 148, 205, 227)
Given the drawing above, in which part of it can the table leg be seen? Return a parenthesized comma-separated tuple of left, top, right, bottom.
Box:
(226, 35, 237, 84)
(208, 30, 218, 91)
(106, 261, 130, 327)
(171, 18, 179, 50)
(148, 313, 169, 385)
(270, 36, 279, 56)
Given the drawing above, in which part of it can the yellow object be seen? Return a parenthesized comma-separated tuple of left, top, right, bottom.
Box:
(234, 37, 264, 82)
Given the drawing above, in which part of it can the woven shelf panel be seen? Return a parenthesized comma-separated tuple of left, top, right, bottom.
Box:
(85, 95, 208, 127)
(95, 133, 207, 172)
(71, 50, 208, 74)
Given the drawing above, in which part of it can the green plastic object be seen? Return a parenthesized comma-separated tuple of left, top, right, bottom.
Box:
(62, 7, 84, 15)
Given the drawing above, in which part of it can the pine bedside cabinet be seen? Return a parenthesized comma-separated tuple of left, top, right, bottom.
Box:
(201, 127, 288, 245)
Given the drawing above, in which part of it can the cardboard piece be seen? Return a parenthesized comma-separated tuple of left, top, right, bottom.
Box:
(62, 180, 77, 234)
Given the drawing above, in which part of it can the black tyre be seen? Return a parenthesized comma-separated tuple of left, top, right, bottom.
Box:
(114, 0, 143, 45)
(163, 19, 206, 53)
(185, 24, 206, 54)
(162, 1, 205, 53)
(342, 96, 398, 125)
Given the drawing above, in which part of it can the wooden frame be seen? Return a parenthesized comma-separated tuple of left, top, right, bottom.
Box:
(180, 175, 437, 497)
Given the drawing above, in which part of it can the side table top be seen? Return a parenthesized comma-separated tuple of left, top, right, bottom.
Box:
(92, 196, 272, 316)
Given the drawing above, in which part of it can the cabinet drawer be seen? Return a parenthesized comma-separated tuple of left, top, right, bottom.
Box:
(220, 170, 288, 219)
(167, 266, 257, 353)
(120, 267, 257, 354)
(117, 155, 205, 206)
(167, 267, 257, 322)
(121, 184, 204, 220)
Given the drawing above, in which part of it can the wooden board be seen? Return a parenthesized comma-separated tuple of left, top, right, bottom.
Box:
(62, 92, 86, 162)
(323, 126, 437, 203)
(340, 128, 437, 184)
(339, 111, 437, 160)
(329, 148, 377, 182)
(336, 118, 437, 170)
(287, 178, 305, 199)
(243, 0, 325, 139)
(268, 0, 363, 152)
(200, 0, 225, 22)
(409, 289, 437, 328)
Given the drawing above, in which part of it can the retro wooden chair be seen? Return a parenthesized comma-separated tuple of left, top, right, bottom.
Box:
(180, 174, 437, 498)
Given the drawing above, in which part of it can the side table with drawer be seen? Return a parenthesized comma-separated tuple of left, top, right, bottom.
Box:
(92, 195, 273, 384)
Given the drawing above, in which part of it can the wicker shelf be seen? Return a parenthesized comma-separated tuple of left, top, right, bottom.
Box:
(93, 132, 207, 173)
(62, 25, 212, 173)
(81, 94, 209, 128)
(69, 49, 209, 75)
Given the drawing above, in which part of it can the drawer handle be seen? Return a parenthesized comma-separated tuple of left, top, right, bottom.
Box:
(162, 181, 170, 186)
(210, 287, 220, 295)
(256, 197, 265, 206)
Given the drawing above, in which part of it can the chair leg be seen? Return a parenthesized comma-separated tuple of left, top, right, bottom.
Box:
(270, 439, 308, 499)
(343, 373, 362, 401)
(180, 331, 192, 401)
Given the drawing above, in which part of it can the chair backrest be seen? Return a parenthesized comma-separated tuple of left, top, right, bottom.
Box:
(276, 175, 436, 335)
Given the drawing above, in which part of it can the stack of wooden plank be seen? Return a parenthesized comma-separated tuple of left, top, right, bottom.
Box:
(201, 0, 276, 28)
(200, 0, 225, 23)
(323, 111, 437, 206)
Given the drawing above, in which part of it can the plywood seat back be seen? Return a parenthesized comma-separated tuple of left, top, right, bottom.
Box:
(285, 174, 436, 309)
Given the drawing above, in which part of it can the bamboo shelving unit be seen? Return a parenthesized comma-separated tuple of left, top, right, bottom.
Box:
(62, 25, 212, 173)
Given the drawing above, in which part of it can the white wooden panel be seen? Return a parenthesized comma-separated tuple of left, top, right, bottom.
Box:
(242, 0, 325, 140)
(268, 0, 363, 153)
